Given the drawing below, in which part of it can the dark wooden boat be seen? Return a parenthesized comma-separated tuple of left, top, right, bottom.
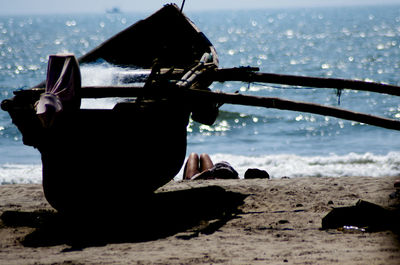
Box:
(3, 4, 399, 215)
(1, 4, 219, 213)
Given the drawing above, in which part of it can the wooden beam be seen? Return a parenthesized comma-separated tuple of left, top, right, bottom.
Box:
(17, 85, 400, 130)
(213, 68, 400, 97)
(184, 88, 400, 131)
(76, 85, 400, 131)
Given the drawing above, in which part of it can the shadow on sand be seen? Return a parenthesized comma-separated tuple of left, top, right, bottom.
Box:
(1, 186, 247, 250)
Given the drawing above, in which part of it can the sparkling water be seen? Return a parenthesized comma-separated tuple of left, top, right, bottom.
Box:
(1, 5, 399, 183)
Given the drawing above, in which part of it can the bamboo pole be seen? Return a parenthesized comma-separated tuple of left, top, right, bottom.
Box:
(184, 88, 400, 131)
(80, 85, 400, 131)
(17, 85, 399, 130)
(213, 68, 400, 96)
(14, 86, 146, 99)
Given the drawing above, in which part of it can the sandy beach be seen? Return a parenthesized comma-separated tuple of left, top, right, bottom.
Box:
(0, 176, 399, 264)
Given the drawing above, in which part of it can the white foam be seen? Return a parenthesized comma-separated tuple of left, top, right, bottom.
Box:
(0, 164, 42, 185)
(176, 152, 400, 180)
(2, 152, 399, 185)
(80, 98, 121, 109)
(80, 64, 149, 86)
(79, 63, 150, 109)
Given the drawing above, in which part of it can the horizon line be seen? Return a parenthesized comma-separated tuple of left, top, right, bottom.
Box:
(0, 2, 399, 16)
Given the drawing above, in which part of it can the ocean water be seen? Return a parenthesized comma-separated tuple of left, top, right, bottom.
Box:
(1, 5, 400, 184)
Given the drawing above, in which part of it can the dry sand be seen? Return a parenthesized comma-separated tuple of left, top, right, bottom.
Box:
(0, 176, 399, 264)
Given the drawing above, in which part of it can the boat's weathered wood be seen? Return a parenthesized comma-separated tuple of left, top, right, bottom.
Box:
(213, 68, 400, 96)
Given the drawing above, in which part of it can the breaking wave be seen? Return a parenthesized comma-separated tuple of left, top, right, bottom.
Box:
(176, 151, 400, 180)
(1, 152, 399, 184)
(0, 164, 42, 185)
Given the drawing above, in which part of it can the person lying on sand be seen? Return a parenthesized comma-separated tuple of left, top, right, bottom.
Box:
(183, 153, 239, 180)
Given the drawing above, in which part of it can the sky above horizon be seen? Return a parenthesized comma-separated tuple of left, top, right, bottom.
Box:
(1, 0, 400, 15)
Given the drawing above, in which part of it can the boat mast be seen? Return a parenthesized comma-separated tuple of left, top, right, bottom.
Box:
(180, 0, 186, 12)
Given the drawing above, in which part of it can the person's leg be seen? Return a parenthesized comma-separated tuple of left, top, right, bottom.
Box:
(199, 153, 214, 172)
(183, 153, 200, 180)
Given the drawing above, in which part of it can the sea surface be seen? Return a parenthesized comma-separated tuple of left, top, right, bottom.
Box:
(1, 5, 400, 183)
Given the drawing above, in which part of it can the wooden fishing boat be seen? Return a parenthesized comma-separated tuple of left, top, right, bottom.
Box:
(2, 4, 400, 214)
(1, 4, 219, 213)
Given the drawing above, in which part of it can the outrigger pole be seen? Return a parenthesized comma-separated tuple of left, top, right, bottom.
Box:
(32, 85, 398, 131)
(183, 88, 400, 131)
(177, 63, 400, 130)
(213, 67, 400, 97)
(15, 67, 400, 131)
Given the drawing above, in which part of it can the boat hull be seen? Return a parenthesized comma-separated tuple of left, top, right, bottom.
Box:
(1, 4, 218, 213)
(34, 100, 189, 212)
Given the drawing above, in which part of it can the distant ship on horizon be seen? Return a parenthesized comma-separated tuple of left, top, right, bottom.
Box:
(106, 7, 122, 14)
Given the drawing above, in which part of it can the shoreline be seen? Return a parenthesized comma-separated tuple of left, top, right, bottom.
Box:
(3, 149, 400, 185)
(0, 176, 399, 264)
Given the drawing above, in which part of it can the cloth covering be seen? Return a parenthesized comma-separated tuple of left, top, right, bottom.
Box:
(36, 54, 81, 127)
